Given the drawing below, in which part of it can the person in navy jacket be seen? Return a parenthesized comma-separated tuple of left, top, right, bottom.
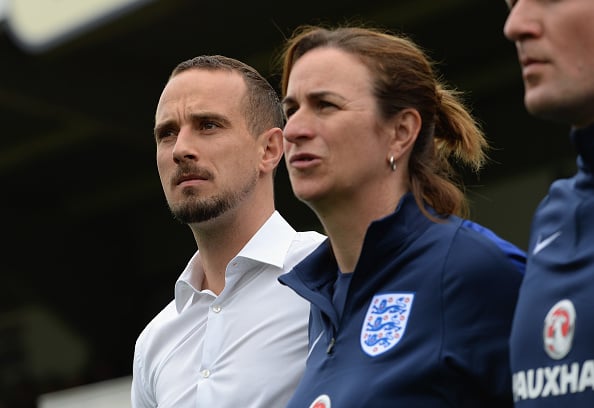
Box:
(504, 1, 594, 406)
(277, 25, 526, 407)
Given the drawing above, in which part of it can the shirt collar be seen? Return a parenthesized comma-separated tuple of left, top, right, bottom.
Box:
(173, 211, 296, 313)
(235, 210, 296, 268)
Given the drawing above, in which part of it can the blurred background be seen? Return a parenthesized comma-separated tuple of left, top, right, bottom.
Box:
(0, 0, 574, 406)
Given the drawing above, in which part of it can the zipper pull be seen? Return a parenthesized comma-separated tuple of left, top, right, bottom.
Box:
(326, 337, 336, 354)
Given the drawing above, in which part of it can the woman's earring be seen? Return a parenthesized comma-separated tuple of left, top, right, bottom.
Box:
(388, 155, 397, 172)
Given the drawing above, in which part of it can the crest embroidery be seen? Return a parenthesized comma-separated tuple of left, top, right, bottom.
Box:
(360, 292, 414, 357)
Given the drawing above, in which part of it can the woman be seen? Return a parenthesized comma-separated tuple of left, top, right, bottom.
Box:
(277, 25, 526, 407)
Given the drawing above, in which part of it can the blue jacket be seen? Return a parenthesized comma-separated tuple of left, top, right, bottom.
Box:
(279, 193, 525, 407)
(510, 124, 594, 406)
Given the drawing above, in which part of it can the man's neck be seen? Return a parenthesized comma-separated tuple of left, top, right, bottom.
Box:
(190, 207, 274, 295)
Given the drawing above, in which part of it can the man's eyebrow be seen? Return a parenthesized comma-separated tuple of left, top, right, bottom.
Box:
(154, 111, 229, 132)
(281, 95, 296, 106)
(154, 120, 176, 137)
(155, 112, 232, 130)
(194, 112, 234, 129)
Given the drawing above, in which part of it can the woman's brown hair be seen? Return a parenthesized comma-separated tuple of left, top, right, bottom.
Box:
(279, 25, 488, 219)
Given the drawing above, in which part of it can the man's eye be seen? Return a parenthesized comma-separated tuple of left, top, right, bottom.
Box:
(155, 128, 177, 140)
(201, 121, 220, 131)
(284, 107, 297, 118)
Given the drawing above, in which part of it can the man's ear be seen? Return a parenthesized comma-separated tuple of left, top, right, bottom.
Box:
(390, 108, 421, 159)
(259, 127, 284, 174)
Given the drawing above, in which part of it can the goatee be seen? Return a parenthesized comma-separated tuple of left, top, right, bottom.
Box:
(167, 168, 258, 224)
(169, 193, 235, 224)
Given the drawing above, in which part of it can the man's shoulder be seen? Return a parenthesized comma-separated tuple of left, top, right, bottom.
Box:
(135, 300, 178, 344)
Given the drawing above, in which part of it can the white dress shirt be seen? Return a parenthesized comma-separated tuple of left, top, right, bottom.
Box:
(131, 211, 326, 408)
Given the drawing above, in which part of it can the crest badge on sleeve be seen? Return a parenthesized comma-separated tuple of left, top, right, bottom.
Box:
(543, 299, 576, 360)
(360, 292, 414, 357)
(308, 394, 331, 408)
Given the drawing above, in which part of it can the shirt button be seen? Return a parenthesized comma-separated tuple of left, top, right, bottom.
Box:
(212, 305, 222, 313)
(201, 369, 210, 378)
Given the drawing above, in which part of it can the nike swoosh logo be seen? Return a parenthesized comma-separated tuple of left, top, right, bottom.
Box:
(533, 231, 562, 255)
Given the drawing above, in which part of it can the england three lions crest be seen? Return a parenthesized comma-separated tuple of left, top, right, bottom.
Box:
(360, 292, 414, 357)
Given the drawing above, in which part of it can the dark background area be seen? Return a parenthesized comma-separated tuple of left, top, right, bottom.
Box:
(0, 1, 574, 406)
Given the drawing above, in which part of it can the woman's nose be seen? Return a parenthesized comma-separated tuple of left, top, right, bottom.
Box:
(283, 111, 315, 143)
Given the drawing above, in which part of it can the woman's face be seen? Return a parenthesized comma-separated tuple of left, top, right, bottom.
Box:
(282, 47, 394, 208)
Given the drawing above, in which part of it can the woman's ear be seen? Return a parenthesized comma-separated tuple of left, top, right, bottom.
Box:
(259, 127, 284, 174)
(390, 108, 421, 159)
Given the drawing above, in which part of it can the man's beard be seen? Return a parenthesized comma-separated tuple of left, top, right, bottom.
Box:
(168, 172, 258, 225)
(169, 192, 238, 224)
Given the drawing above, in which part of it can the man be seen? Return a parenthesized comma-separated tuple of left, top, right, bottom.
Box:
(131, 55, 325, 408)
(504, 1, 594, 406)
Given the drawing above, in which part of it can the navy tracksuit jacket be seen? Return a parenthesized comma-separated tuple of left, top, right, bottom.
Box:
(280, 193, 526, 407)
(510, 124, 594, 407)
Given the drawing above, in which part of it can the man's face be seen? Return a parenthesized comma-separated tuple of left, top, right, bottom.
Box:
(504, 0, 594, 127)
(154, 69, 261, 224)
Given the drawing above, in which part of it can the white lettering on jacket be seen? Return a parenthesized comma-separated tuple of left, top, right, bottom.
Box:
(513, 360, 594, 401)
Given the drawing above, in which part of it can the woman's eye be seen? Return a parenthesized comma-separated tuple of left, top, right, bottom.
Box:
(318, 100, 337, 110)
